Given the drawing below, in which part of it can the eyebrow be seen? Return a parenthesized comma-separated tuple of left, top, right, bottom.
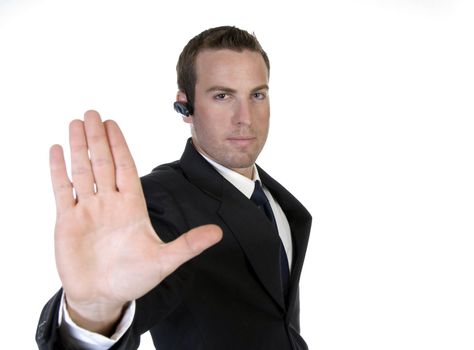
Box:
(205, 84, 269, 94)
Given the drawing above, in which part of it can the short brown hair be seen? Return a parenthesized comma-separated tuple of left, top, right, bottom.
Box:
(176, 26, 270, 111)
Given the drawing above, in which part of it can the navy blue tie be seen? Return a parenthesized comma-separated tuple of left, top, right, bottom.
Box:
(250, 180, 290, 299)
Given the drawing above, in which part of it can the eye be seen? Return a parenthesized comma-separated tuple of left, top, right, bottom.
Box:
(214, 93, 229, 100)
(253, 92, 267, 100)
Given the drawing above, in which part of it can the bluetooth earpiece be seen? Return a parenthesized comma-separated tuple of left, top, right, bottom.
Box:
(173, 102, 193, 117)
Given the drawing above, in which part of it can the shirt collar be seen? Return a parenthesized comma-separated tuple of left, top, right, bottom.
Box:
(199, 153, 260, 199)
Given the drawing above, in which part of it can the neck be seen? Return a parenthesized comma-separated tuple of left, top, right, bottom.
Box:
(192, 141, 256, 180)
(230, 166, 254, 180)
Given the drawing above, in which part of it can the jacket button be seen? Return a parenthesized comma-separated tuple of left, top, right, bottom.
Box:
(36, 320, 46, 341)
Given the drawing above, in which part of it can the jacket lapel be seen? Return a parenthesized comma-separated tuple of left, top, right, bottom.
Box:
(217, 181, 286, 309)
(258, 166, 312, 313)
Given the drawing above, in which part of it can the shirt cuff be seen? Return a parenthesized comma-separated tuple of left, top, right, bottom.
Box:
(58, 292, 135, 350)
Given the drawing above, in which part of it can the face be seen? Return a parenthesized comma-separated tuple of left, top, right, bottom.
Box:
(180, 49, 270, 179)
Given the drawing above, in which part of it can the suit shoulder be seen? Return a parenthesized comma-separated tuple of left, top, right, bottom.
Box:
(140, 160, 185, 189)
(139, 160, 189, 211)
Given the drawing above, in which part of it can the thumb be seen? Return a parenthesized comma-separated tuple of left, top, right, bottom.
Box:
(157, 224, 223, 276)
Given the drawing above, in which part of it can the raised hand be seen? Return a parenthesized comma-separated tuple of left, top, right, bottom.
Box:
(50, 110, 222, 334)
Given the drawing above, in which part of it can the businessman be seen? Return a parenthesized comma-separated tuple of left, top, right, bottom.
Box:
(36, 26, 312, 349)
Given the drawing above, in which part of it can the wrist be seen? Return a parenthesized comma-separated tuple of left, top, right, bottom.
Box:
(65, 295, 126, 336)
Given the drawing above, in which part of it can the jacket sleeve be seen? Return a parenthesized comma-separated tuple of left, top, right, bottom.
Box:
(36, 289, 62, 350)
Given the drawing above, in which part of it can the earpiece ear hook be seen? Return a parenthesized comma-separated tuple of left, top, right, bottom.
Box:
(173, 102, 192, 117)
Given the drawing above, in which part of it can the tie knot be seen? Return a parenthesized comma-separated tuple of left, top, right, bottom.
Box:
(250, 180, 275, 222)
(250, 180, 268, 208)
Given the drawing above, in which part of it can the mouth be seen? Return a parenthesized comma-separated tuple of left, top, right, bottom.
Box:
(227, 136, 256, 147)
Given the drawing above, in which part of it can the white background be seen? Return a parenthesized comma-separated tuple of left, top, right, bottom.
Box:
(1, 0, 473, 349)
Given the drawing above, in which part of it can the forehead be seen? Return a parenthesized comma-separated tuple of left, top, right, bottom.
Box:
(194, 49, 269, 88)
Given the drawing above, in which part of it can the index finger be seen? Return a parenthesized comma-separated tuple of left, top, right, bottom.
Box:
(104, 119, 142, 194)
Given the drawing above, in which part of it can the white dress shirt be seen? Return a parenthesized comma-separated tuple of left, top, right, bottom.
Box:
(59, 156, 293, 349)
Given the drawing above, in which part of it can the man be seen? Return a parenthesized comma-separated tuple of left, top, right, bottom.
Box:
(36, 26, 312, 350)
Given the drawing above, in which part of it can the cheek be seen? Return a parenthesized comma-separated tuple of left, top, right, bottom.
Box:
(196, 107, 231, 132)
(256, 113, 270, 132)
(194, 116, 224, 143)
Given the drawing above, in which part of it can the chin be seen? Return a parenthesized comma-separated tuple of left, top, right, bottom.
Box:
(224, 156, 258, 169)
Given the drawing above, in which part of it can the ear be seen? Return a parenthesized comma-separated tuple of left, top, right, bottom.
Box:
(176, 91, 193, 124)
(176, 90, 188, 104)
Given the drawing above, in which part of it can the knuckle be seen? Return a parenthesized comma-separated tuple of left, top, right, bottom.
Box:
(71, 165, 91, 176)
(54, 182, 72, 191)
(92, 157, 112, 168)
(115, 160, 135, 171)
(70, 143, 88, 153)
(87, 133, 105, 144)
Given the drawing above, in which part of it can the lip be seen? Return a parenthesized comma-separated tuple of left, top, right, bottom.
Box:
(227, 137, 256, 146)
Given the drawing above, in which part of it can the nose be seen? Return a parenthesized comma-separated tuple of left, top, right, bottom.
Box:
(233, 99, 252, 126)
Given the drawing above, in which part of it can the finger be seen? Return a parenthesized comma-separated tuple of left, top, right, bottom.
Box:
(83, 110, 116, 192)
(156, 224, 223, 277)
(69, 119, 95, 198)
(104, 119, 142, 194)
(49, 144, 74, 212)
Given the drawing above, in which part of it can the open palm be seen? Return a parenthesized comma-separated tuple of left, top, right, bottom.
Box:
(50, 111, 221, 332)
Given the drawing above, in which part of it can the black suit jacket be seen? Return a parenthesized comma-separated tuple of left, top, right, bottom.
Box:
(36, 139, 312, 350)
